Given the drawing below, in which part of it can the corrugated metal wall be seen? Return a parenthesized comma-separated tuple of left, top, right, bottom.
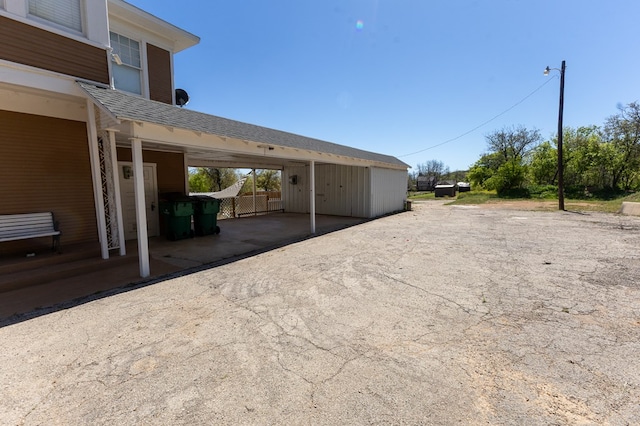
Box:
(315, 164, 371, 217)
(282, 166, 309, 213)
(283, 164, 372, 217)
(0, 111, 98, 254)
(315, 164, 347, 216)
(369, 167, 407, 217)
(350, 166, 370, 217)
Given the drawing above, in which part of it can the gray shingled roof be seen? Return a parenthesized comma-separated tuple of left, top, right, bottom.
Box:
(78, 82, 408, 168)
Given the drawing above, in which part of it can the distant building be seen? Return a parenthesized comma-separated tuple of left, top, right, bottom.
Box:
(434, 184, 456, 197)
(417, 175, 437, 191)
(457, 182, 471, 192)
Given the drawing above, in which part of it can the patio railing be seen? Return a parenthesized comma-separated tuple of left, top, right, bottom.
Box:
(217, 192, 283, 220)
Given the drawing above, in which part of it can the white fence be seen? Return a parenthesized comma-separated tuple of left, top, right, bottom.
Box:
(217, 192, 283, 220)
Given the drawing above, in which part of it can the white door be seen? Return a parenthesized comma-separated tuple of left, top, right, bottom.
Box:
(118, 162, 159, 240)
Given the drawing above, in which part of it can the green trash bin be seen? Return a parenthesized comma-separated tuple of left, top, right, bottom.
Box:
(192, 196, 220, 236)
(159, 197, 194, 241)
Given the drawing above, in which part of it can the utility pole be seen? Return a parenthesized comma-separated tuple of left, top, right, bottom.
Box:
(557, 60, 566, 211)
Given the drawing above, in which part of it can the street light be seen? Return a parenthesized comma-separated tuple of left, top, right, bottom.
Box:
(544, 61, 566, 211)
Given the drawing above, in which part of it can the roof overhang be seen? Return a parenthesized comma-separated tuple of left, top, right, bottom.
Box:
(79, 82, 409, 171)
(108, 0, 200, 52)
(118, 120, 401, 169)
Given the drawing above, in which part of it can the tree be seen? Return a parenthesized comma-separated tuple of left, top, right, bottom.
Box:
(407, 171, 417, 191)
(486, 125, 541, 162)
(468, 152, 502, 188)
(485, 160, 527, 193)
(188, 170, 211, 192)
(242, 170, 282, 193)
(468, 126, 541, 193)
(601, 102, 640, 190)
(416, 160, 450, 183)
(188, 168, 239, 192)
(528, 141, 557, 186)
(442, 170, 468, 183)
(561, 126, 602, 189)
(256, 169, 281, 191)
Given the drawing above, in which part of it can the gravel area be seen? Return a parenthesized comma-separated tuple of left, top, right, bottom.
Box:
(1, 200, 639, 425)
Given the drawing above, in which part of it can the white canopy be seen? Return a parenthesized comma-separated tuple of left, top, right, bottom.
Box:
(190, 177, 248, 199)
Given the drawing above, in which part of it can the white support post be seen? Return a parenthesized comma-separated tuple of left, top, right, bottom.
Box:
(107, 129, 126, 256)
(85, 100, 109, 259)
(131, 138, 150, 277)
(310, 160, 316, 234)
(184, 154, 190, 195)
(252, 168, 257, 216)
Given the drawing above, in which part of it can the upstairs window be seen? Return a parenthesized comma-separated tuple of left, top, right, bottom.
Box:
(29, 0, 83, 32)
(110, 32, 142, 95)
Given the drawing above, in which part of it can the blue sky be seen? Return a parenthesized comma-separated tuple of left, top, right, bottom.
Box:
(128, 0, 639, 171)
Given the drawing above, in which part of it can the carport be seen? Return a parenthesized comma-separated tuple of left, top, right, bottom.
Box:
(0, 212, 367, 319)
(79, 82, 409, 278)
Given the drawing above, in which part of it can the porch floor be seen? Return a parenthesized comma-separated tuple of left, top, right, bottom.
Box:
(0, 213, 366, 321)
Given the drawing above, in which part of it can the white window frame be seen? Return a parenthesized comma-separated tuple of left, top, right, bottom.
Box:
(110, 31, 145, 96)
(28, 0, 84, 34)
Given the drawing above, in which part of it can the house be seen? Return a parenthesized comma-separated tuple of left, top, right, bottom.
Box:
(416, 175, 437, 192)
(0, 0, 409, 278)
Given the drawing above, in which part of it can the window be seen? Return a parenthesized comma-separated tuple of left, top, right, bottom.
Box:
(110, 32, 142, 95)
(29, 0, 83, 32)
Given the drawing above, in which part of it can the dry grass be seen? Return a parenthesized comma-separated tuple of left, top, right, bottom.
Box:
(441, 190, 640, 213)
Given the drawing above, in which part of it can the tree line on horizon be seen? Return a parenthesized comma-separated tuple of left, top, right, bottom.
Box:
(407, 160, 467, 191)
(410, 101, 640, 198)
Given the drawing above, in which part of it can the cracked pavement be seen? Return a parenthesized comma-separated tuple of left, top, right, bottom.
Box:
(1, 201, 639, 425)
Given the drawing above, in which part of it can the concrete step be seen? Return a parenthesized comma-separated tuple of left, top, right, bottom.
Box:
(621, 201, 640, 216)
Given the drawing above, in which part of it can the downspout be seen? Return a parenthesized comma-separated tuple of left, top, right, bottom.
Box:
(107, 48, 115, 89)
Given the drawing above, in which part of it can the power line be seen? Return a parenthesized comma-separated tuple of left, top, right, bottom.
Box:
(397, 76, 558, 158)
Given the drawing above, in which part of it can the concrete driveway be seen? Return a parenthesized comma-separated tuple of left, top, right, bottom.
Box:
(1, 201, 639, 425)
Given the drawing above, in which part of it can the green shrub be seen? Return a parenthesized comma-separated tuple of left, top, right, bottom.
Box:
(452, 190, 498, 204)
(564, 186, 625, 200)
(497, 187, 530, 198)
(527, 184, 558, 199)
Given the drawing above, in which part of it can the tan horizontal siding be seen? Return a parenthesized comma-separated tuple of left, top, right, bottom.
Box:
(0, 15, 109, 84)
(147, 44, 173, 104)
(0, 111, 97, 255)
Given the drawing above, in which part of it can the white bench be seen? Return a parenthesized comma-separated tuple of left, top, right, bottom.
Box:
(0, 212, 61, 252)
